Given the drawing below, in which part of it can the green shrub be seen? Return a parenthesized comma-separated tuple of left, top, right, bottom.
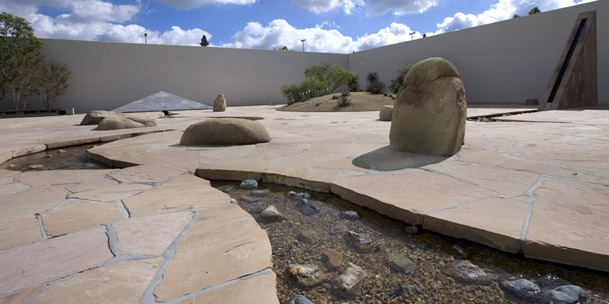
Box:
(366, 72, 385, 94)
(348, 76, 360, 92)
(305, 63, 354, 92)
(338, 95, 351, 107)
(281, 77, 330, 104)
(390, 63, 411, 94)
(281, 62, 354, 104)
(341, 91, 350, 97)
(331, 95, 339, 100)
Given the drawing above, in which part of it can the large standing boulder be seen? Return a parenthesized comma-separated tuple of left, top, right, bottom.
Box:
(180, 118, 270, 145)
(389, 57, 466, 156)
(213, 94, 227, 112)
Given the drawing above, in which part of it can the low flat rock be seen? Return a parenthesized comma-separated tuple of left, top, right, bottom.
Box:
(441, 260, 494, 285)
(525, 181, 609, 272)
(154, 204, 272, 302)
(122, 175, 230, 217)
(113, 212, 192, 256)
(0, 229, 112, 296)
(180, 272, 278, 304)
(18, 170, 111, 188)
(31, 258, 163, 304)
(0, 188, 67, 216)
(0, 214, 42, 250)
(40, 201, 124, 237)
(70, 183, 151, 202)
(107, 164, 186, 184)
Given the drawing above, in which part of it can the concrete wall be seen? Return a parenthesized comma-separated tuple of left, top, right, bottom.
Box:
(1, 40, 348, 113)
(350, 0, 608, 104)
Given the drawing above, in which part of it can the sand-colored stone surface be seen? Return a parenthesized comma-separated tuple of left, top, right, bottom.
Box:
(0, 182, 29, 197)
(40, 201, 124, 237)
(69, 183, 151, 202)
(122, 175, 229, 217)
(180, 272, 279, 304)
(113, 212, 192, 256)
(65, 175, 118, 193)
(0, 187, 67, 216)
(107, 163, 186, 184)
(0, 286, 44, 304)
(0, 214, 41, 250)
(31, 258, 163, 304)
(18, 170, 112, 188)
(154, 204, 272, 301)
(0, 228, 112, 296)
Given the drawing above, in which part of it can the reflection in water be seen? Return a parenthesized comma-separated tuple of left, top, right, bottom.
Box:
(0, 144, 108, 172)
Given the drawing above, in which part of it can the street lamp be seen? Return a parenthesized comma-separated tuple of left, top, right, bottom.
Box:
(144, 33, 148, 44)
(409, 32, 415, 40)
(301, 39, 306, 51)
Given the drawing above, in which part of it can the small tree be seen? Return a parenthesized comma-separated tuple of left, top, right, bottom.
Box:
(513, 14, 520, 19)
(304, 62, 354, 93)
(528, 7, 541, 15)
(366, 71, 385, 94)
(39, 62, 71, 111)
(348, 76, 360, 92)
(200, 35, 209, 47)
(278, 46, 289, 51)
(390, 63, 411, 94)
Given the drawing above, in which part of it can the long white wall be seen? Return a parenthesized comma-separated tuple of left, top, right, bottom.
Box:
(350, 0, 608, 104)
(1, 1, 606, 113)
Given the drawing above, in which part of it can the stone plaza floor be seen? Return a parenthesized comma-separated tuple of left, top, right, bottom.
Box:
(0, 105, 607, 303)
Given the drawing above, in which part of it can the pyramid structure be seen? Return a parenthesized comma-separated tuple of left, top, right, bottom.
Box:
(112, 91, 211, 113)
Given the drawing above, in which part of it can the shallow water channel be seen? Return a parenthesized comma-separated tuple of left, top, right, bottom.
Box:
(214, 181, 609, 304)
(0, 144, 107, 172)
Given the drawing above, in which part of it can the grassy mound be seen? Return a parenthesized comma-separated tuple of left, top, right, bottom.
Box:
(277, 92, 395, 112)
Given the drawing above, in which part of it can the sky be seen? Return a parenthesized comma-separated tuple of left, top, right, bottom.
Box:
(0, 0, 597, 53)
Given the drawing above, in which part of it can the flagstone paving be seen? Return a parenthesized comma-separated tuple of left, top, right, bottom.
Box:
(0, 105, 607, 303)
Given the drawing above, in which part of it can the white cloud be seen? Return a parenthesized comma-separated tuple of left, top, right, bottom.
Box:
(154, 0, 256, 9)
(291, 0, 436, 15)
(433, 0, 596, 34)
(222, 19, 419, 53)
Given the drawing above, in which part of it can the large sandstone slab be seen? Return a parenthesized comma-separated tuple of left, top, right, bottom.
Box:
(40, 201, 124, 237)
(179, 272, 278, 304)
(264, 165, 344, 192)
(0, 214, 41, 250)
(0, 170, 18, 184)
(31, 258, 163, 304)
(18, 170, 112, 188)
(0, 182, 29, 197)
(107, 164, 186, 184)
(123, 175, 229, 217)
(524, 181, 609, 272)
(456, 149, 574, 176)
(154, 204, 272, 301)
(69, 183, 151, 202)
(65, 176, 119, 194)
(0, 286, 44, 304)
(424, 198, 529, 253)
(331, 169, 496, 225)
(0, 188, 67, 216)
(113, 212, 192, 256)
(0, 229, 112, 296)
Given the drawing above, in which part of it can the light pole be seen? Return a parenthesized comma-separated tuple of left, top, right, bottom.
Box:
(409, 32, 415, 40)
(301, 39, 306, 51)
(144, 33, 148, 44)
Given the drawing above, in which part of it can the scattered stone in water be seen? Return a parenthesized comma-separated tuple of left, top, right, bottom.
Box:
(322, 249, 343, 270)
(500, 278, 541, 300)
(249, 189, 270, 197)
(287, 191, 311, 204)
(441, 260, 494, 285)
(260, 205, 282, 221)
(286, 295, 315, 304)
(405, 225, 421, 234)
(240, 179, 258, 189)
(406, 283, 423, 295)
(289, 264, 326, 287)
(8, 164, 16, 169)
(29, 164, 44, 169)
(545, 285, 587, 304)
(298, 203, 320, 216)
(330, 225, 348, 235)
(345, 231, 374, 253)
(297, 230, 316, 244)
(238, 196, 260, 204)
(336, 262, 367, 296)
(58, 149, 67, 153)
(230, 198, 237, 204)
(341, 210, 359, 220)
(248, 205, 267, 214)
(384, 250, 417, 274)
(219, 185, 233, 193)
(450, 244, 469, 258)
(45, 155, 53, 158)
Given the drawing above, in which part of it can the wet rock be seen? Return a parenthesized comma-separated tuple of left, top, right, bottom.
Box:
(45, 155, 53, 158)
(289, 264, 326, 287)
(499, 278, 541, 299)
(345, 231, 374, 253)
(441, 260, 494, 285)
(297, 230, 316, 244)
(406, 284, 423, 295)
(545, 285, 587, 304)
(384, 250, 417, 274)
(218, 185, 232, 193)
(287, 295, 315, 304)
(341, 210, 359, 220)
(240, 179, 258, 189)
(260, 206, 282, 221)
(450, 244, 469, 258)
(29, 164, 44, 169)
(322, 249, 343, 270)
(238, 196, 260, 204)
(248, 205, 267, 214)
(330, 225, 349, 235)
(336, 262, 367, 295)
(404, 225, 421, 234)
(298, 203, 320, 216)
(58, 149, 67, 153)
(287, 191, 310, 204)
(249, 189, 270, 197)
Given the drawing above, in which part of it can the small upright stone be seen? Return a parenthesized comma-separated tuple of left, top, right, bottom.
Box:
(389, 57, 466, 156)
(213, 94, 227, 112)
(240, 179, 258, 189)
(379, 105, 393, 121)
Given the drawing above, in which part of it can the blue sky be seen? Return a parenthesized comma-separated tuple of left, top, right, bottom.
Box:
(0, 0, 595, 53)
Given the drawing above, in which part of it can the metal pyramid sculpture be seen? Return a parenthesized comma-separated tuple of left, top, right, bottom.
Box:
(539, 11, 597, 110)
(112, 91, 211, 113)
